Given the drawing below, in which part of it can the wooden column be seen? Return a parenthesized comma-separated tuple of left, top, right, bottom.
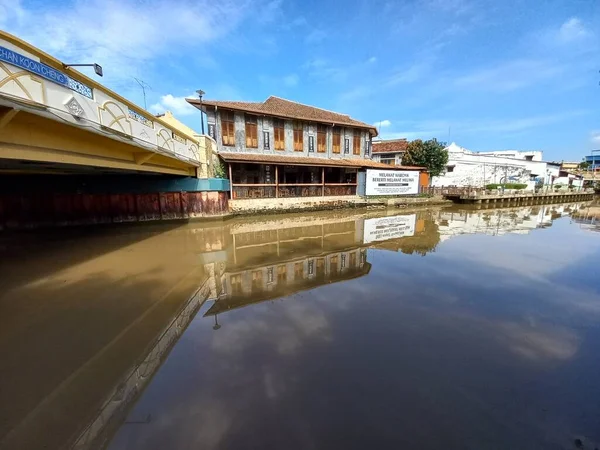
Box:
(322, 167, 325, 196)
(275, 165, 279, 198)
(228, 163, 233, 199)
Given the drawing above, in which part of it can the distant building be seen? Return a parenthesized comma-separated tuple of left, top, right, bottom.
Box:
(560, 161, 580, 171)
(432, 142, 561, 188)
(477, 150, 543, 162)
(371, 139, 408, 166)
(584, 150, 600, 171)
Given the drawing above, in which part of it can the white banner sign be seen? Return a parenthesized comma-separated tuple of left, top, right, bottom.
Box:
(365, 169, 419, 196)
(363, 214, 417, 244)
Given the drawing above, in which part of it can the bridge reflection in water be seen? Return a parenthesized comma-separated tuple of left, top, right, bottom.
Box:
(0, 202, 590, 450)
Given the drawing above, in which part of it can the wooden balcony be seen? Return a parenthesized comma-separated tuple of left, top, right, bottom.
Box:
(232, 183, 357, 199)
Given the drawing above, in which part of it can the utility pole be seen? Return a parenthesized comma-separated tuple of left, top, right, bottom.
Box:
(134, 77, 152, 110)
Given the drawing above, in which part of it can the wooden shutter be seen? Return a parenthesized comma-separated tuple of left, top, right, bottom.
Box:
(245, 114, 258, 148)
(294, 121, 303, 152)
(332, 127, 341, 154)
(221, 111, 235, 146)
(274, 119, 285, 150)
(353, 130, 361, 155)
(317, 125, 326, 153)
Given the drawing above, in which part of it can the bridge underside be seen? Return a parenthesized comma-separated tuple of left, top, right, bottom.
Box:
(0, 107, 198, 177)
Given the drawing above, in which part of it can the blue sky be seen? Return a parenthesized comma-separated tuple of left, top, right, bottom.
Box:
(2, 0, 599, 160)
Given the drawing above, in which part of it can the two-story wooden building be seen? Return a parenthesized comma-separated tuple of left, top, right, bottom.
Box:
(187, 96, 418, 199)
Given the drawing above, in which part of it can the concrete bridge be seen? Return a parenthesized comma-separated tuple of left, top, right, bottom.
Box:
(0, 31, 211, 177)
(0, 31, 230, 228)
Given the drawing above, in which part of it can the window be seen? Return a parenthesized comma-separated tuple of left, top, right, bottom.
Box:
(525, 155, 533, 161)
(381, 158, 395, 165)
(316, 258, 325, 277)
(317, 125, 327, 153)
(365, 139, 371, 156)
(221, 111, 235, 146)
(274, 119, 285, 150)
(332, 127, 341, 154)
(353, 130, 361, 155)
(293, 121, 303, 152)
(230, 274, 242, 295)
(294, 262, 304, 278)
(446, 165, 455, 173)
(277, 265, 287, 282)
(252, 270, 263, 291)
(330, 254, 339, 272)
(245, 114, 258, 148)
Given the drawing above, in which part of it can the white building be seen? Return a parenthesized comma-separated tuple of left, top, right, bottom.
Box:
(477, 150, 543, 161)
(432, 143, 560, 189)
(436, 203, 583, 240)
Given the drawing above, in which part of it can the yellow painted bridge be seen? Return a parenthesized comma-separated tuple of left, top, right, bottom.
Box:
(0, 31, 211, 178)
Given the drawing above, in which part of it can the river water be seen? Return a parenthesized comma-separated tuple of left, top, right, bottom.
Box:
(1, 202, 599, 450)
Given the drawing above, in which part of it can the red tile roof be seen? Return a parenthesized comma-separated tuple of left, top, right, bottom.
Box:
(218, 152, 424, 170)
(187, 96, 378, 136)
(372, 139, 409, 154)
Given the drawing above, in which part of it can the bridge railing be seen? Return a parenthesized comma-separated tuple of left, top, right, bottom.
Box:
(0, 30, 205, 168)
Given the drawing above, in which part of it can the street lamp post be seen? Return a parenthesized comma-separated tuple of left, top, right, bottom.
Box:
(196, 89, 205, 135)
(63, 63, 103, 77)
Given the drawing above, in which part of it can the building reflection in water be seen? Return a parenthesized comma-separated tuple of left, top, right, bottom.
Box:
(571, 201, 600, 233)
(0, 202, 589, 450)
(436, 202, 589, 240)
(201, 209, 448, 323)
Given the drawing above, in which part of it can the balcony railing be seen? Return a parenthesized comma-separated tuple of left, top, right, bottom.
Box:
(231, 183, 357, 199)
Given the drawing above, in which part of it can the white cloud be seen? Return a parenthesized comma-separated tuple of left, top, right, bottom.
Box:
(380, 111, 589, 142)
(303, 58, 346, 82)
(374, 120, 392, 128)
(305, 29, 327, 44)
(150, 94, 197, 116)
(283, 74, 299, 87)
(464, 111, 589, 133)
(453, 59, 563, 92)
(338, 86, 372, 103)
(384, 60, 433, 87)
(424, 0, 473, 16)
(0, 0, 25, 26)
(0, 0, 261, 88)
(257, 0, 283, 24)
(591, 131, 600, 145)
(258, 74, 299, 89)
(290, 16, 308, 27)
(367, 56, 377, 64)
(557, 17, 590, 43)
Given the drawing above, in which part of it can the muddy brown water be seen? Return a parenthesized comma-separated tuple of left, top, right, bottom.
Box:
(1, 202, 599, 450)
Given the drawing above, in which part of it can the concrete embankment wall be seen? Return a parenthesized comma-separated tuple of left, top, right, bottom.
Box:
(0, 175, 230, 229)
(229, 195, 451, 215)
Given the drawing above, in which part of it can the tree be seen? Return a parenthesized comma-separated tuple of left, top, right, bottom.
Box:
(578, 160, 590, 170)
(401, 139, 448, 177)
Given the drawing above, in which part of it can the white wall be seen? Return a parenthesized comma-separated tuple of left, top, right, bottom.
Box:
(433, 143, 550, 188)
(0, 37, 201, 166)
(478, 150, 543, 161)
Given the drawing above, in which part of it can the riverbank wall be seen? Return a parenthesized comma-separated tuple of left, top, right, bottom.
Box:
(228, 195, 451, 216)
(0, 175, 230, 230)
